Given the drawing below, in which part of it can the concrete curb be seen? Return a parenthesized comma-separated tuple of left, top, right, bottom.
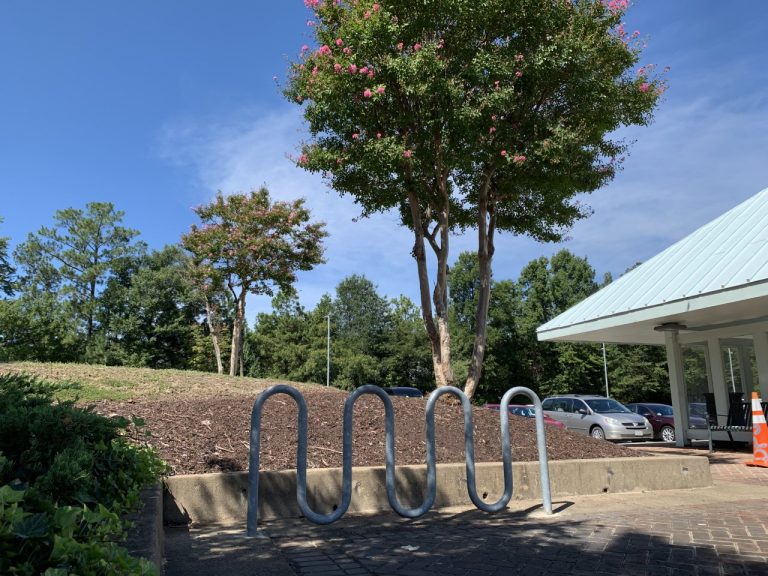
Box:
(163, 455, 711, 525)
(124, 483, 164, 572)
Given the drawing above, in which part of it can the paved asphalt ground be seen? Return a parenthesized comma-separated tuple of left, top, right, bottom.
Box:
(164, 444, 768, 576)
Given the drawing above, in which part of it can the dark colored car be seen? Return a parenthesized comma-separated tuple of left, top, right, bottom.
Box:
(381, 387, 423, 398)
(626, 403, 708, 442)
(484, 403, 566, 429)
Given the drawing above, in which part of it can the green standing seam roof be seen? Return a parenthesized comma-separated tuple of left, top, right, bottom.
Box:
(537, 186, 768, 343)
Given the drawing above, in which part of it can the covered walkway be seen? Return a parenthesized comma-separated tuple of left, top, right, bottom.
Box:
(537, 187, 768, 446)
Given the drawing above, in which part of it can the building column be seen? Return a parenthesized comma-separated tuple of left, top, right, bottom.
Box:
(753, 331, 768, 401)
(665, 330, 689, 447)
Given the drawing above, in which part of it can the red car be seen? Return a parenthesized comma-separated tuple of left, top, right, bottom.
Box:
(485, 403, 566, 429)
(626, 402, 708, 442)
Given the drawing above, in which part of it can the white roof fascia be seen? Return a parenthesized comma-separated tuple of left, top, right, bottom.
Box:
(537, 280, 768, 343)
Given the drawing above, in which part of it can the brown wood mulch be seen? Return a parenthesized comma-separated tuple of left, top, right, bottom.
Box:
(91, 388, 642, 475)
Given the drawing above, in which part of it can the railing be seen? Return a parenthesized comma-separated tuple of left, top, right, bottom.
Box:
(247, 384, 552, 536)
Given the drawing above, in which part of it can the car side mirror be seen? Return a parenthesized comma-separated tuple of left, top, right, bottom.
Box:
(577, 408, 588, 415)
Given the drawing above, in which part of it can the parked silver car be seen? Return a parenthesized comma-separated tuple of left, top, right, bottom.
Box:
(541, 395, 653, 441)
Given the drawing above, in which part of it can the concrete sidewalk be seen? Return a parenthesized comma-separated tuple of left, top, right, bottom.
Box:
(164, 463, 768, 575)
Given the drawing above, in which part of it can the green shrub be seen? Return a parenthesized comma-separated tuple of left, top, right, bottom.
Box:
(0, 372, 166, 574)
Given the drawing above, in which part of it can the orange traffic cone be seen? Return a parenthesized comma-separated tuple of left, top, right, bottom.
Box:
(745, 392, 768, 468)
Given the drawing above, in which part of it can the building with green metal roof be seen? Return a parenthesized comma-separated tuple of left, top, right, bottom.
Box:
(538, 187, 768, 446)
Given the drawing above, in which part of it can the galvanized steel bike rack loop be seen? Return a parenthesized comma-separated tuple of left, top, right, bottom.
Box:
(247, 384, 552, 536)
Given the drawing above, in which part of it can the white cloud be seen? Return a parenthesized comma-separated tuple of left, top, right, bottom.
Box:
(559, 92, 768, 278)
(158, 106, 418, 316)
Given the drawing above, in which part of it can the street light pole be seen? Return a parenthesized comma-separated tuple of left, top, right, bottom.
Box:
(326, 314, 330, 387)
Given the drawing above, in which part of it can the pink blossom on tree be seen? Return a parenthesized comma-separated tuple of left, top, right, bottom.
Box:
(182, 189, 326, 377)
(286, 0, 664, 398)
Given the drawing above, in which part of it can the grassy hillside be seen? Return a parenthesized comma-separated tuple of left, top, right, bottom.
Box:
(0, 361, 320, 402)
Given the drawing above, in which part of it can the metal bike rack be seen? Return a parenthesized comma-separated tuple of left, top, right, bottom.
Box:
(247, 384, 551, 536)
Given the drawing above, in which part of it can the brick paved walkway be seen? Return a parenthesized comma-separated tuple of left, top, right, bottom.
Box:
(266, 492, 768, 576)
(164, 450, 768, 576)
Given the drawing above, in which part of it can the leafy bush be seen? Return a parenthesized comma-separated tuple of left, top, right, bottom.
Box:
(0, 372, 166, 574)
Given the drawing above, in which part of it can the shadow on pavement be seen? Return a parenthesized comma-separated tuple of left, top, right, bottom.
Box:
(262, 499, 768, 576)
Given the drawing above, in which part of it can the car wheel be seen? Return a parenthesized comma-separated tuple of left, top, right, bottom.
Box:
(590, 426, 605, 440)
(660, 425, 675, 442)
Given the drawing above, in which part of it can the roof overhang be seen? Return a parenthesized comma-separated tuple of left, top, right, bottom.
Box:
(537, 281, 768, 345)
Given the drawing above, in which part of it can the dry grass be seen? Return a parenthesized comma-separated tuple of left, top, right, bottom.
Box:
(0, 361, 325, 402)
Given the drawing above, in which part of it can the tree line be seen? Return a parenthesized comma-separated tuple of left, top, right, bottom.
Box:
(0, 203, 669, 404)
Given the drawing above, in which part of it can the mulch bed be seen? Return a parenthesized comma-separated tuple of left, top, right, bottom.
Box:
(92, 388, 642, 475)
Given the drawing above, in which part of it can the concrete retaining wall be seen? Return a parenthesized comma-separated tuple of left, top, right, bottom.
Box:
(164, 456, 711, 525)
(125, 483, 164, 571)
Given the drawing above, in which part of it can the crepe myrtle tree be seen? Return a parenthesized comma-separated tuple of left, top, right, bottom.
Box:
(183, 188, 327, 376)
(286, 0, 664, 398)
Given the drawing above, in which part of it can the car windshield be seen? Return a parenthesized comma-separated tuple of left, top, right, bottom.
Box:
(649, 405, 674, 416)
(510, 406, 535, 417)
(584, 399, 632, 414)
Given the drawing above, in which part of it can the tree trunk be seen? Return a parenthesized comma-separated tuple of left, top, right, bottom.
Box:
(432, 204, 454, 389)
(407, 190, 455, 389)
(87, 277, 96, 342)
(463, 178, 496, 400)
(204, 296, 224, 374)
(229, 291, 246, 377)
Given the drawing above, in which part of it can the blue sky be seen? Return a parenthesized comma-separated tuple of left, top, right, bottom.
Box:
(1, 1, 767, 320)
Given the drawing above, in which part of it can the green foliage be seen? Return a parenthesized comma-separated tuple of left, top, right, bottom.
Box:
(472, 280, 530, 403)
(13, 202, 141, 345)
(0, 295, 81, 362)
(380, 296, 434, 390)
(332, 275, 392, 356)
(333, 351, 380, 391)
(182, 188, 328, 376)
(606, 343, 670, 403)
(517, 250, 600, 395)
(248, 278, 435, 391)
(0, 485, 156, 575)
(288, 0, 664, 394)
(0, 372, 165, 575)
(247, 292, 320, 382)
(448, 253, 529, 402)
(0, 217, 13, 297)
(183, 189, 328, 299)
(290, 0, 662, 223)
(95, 245, 202, 368)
